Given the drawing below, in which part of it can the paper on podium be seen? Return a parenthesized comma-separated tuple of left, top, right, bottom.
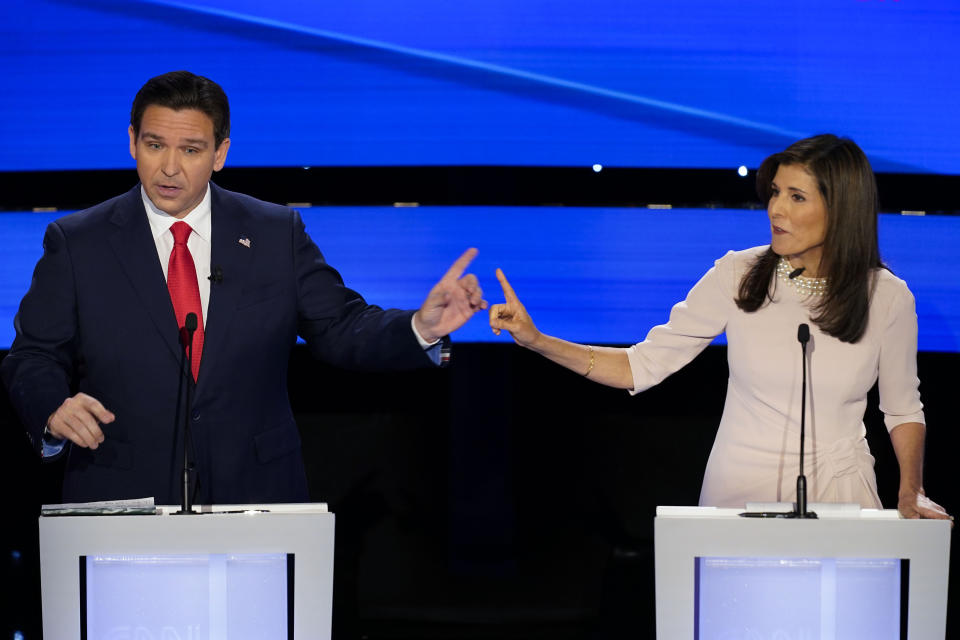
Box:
(41, 497, 158, 516)
(41, 499, 329, 516)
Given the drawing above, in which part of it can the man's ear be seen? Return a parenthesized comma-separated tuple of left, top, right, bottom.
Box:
(213, 138, 231, 172)
(128, 125, 137, 160)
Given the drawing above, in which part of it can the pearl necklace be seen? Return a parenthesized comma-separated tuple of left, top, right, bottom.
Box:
(776, 257, 827, 296)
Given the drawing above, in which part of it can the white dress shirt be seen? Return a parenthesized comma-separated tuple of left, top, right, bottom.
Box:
(141, 185, 212, 326)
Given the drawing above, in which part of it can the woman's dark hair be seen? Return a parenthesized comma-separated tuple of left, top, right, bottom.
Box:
(736, 134, 883, 343)
(130, 71, 230, 148)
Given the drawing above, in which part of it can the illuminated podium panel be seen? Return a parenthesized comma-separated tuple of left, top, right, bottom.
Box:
(39, 504, 334, 639)
(655, 506, 951, 640)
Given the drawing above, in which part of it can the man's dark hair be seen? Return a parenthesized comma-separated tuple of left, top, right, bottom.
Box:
(130, 71, 230, 148)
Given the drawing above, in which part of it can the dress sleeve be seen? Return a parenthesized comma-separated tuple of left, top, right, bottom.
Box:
(877, 282, 925, 431)
(625, 250, 739, 395)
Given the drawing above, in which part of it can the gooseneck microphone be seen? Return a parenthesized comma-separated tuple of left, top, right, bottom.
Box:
(794, 323, 817, 519)
(175, 312, 199, 515)
(740, 324, 819, 519)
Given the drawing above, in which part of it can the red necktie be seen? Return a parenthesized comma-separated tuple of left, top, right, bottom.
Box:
(168, 221, 204, 381)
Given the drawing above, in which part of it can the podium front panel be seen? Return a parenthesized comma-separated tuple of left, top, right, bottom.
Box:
(39, 504, 334, 639)
(654, 507, 950, 639)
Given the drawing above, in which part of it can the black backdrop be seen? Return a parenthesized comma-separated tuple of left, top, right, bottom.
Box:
(1, 166, 959, 213)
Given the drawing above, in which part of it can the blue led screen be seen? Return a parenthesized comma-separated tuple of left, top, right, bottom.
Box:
(2, 206, 957, 351)
(2, 0, 958, 173)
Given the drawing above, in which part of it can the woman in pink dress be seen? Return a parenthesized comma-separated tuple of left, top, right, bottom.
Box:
(490, 134, 950, 520)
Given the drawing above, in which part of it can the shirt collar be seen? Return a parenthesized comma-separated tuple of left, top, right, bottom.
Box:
(142, 184, 213, 244)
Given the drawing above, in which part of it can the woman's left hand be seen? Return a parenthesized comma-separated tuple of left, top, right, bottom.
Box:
(898, 489, 953, 522)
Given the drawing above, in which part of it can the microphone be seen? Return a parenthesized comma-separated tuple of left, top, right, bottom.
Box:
(789, 267, 805, 279)
(740, 325, 818, 519)
(794, 323, 817, 519)
(175, 312, 199, 515)
(208, 266, 224, 283)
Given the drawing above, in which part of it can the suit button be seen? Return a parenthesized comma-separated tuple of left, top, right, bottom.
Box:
(192, 411, 201, 421)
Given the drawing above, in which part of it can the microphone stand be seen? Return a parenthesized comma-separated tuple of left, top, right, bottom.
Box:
(740, 324, 818, 519)
(175, 312, 198, 515)
(793, 323, 817, 519)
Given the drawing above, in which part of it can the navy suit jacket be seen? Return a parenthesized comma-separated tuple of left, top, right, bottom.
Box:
(2, 184, 434, 504)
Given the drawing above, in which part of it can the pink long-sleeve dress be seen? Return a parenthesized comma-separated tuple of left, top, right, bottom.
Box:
(625, 246, 923, 508)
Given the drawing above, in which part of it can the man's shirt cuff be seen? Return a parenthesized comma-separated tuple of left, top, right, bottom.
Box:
(411, 314, 441, 349)
(42, 427, 67, 458)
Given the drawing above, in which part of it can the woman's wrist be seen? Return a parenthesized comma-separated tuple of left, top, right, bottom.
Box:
(898, 485, 924, 499)
(524, 330, 548, 353)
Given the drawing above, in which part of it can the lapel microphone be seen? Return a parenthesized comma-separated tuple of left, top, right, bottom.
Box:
(789, 267, 805, 279)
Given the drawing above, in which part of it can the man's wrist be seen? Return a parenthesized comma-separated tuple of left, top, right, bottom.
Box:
(42, 420, 64, 443)
(411, 313, 441, 347)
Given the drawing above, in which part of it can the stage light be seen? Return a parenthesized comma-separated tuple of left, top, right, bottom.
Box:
(737, 165, 748, 177)
(592, 164, 603, 173)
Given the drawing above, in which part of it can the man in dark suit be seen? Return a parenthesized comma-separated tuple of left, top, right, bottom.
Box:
(1, 70, 486, 505)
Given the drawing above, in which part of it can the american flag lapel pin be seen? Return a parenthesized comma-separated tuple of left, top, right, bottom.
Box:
(238, 236, 252, 248)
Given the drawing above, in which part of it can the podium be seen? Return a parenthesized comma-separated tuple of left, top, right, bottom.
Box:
(654, 506, 951, 639)
(39, 503, 334, 639)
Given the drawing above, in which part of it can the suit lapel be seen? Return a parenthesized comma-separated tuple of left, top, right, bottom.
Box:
(107, 186, 185, 368)
(200, 184, 250, 388)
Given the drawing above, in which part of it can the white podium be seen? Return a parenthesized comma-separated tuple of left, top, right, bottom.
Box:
(39, 503, 334, 639)
(655, 506, 951, 639)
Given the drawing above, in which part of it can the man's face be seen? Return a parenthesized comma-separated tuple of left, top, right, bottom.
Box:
(129, 105, 230, 219)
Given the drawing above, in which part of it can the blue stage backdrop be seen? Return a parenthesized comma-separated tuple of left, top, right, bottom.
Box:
(1, 0, 958, 173)
(2, 206, 957, 351)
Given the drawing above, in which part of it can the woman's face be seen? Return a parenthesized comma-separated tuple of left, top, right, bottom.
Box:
(767, 163, 828, 276)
